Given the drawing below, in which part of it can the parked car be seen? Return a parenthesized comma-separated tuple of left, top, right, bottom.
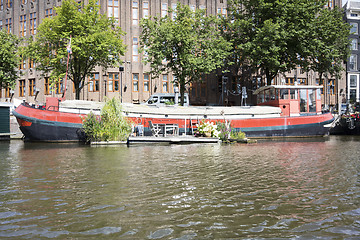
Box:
(145, 93, 189, 106)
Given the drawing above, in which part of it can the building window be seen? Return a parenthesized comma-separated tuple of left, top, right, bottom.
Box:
(161, 3, 167, 18)
(132, 1, 139, 25)
(349, 54, 357, 71)
(350, 75, 357, 88)
(298, 78, 307, 85)
(5, 88, 11, 98)
(5, 18, 12, 33)
(350, 23, 358, 35)
(172, 3, 177, 20)
(29, 58, 35, 69)
(316, 78, 324, 94)
(162, 74, 168, 92)
(217, 8, 227, 18)
(143, 1, 149, 19)
(133, 73, 139, 92)
(144, 74, 150, 92)
(20, 15, 26, 37)
(56, 80, 63, 94)
(28, 79, 35, 96)
(285, 78, 295, 85)
(108, 73, 119, 92)
(89, 73, 99, 92)
(326, 0, 333, 8)
(108, 0, 119, 22)
(29, 12, 36, 35)
(55, 80, 63, 94)
(19, 80, 25, 97)
(351, 38, 358, 50)
(44, 77, 50, 95)
(6, 0, 12, 8)
(328, 79, 335, 95)
(132, 37, 139, 62)
(19, 57, 26, 70)
(45, 8, 53, 18)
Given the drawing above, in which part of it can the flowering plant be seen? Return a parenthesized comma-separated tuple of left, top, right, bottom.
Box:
(217, 121, 246, 142)
(196, 121, 219, 138)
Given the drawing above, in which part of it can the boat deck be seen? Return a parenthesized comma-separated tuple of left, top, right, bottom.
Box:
(127, 136, 221, 144)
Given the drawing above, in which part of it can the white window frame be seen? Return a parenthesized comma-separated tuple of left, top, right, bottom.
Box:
(349, 54, 357, 71)
(351, 38, 358, 50)
(350, 22, 358, 35)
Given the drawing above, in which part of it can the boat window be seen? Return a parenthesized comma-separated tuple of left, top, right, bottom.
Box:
(290, 89, 297, 99)
(265, 89, 270, 102)
(269, 88, 275, 100)
(316, 89, 321, 100)
(160, 96, 175, 104)
(280, 89, 289, 99)
(257, 92, 265, 103)
(275, 89, 279, 100)
(308, 89, 316, 112)
(147, 96, 158, 104)
(299, 89, 308, 112)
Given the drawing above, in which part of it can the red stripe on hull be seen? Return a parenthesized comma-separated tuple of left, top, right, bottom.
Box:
(128, 113, 334, 130)
(15, 104, 84, 124)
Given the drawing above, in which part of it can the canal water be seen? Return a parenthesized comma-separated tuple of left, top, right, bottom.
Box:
(0, 136, 359, 239)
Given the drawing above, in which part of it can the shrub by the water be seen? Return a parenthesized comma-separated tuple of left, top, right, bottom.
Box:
(82, 98, 132, 142)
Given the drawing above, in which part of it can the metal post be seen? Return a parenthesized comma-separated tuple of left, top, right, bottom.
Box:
(119, 66, 124, 103)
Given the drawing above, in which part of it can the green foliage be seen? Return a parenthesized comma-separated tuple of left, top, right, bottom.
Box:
(0, 31, 20, 89)
(217, 121, 246, 142)
(224, 0, 349, 85)
(140, 3, 232, 105)
(82, 98, 132, 142)
(24, 0, 126, 99)
(196, 121, 220, 138)
(308, 7, 351, 81)
(230, 130, 246, 141)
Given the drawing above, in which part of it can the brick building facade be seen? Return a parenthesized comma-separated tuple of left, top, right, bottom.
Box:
(0, 0, 344, 109)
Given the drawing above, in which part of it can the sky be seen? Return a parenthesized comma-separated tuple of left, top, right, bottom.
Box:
(343, 0, 347, 6)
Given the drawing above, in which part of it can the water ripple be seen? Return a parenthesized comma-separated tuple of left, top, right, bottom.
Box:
(0, 138, 358, 239)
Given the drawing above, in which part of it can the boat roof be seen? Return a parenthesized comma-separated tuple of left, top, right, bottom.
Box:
(0, 102, 14, 108)
(254, 85, 323, 95)
(59, 100, 282, 116)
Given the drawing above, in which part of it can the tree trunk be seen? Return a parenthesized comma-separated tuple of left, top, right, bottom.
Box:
(75, 88, 80, 100)
(74, 80, 81, 100)
(265, 69, 272, 86)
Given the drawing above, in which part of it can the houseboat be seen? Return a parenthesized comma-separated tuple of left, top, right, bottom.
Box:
(13, 85, 334, 141)
(331, 103, 360, 135)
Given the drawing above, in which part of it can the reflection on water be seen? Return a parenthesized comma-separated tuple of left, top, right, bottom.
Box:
(0, 136, 359, 239)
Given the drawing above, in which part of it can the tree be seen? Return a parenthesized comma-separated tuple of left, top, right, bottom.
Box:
(224, 0, 333, 86)
(0, 31, 19, 89)
(140, 3, 231, 105)
(26, 0, 126, 100)
(308, 7, 350, 86)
